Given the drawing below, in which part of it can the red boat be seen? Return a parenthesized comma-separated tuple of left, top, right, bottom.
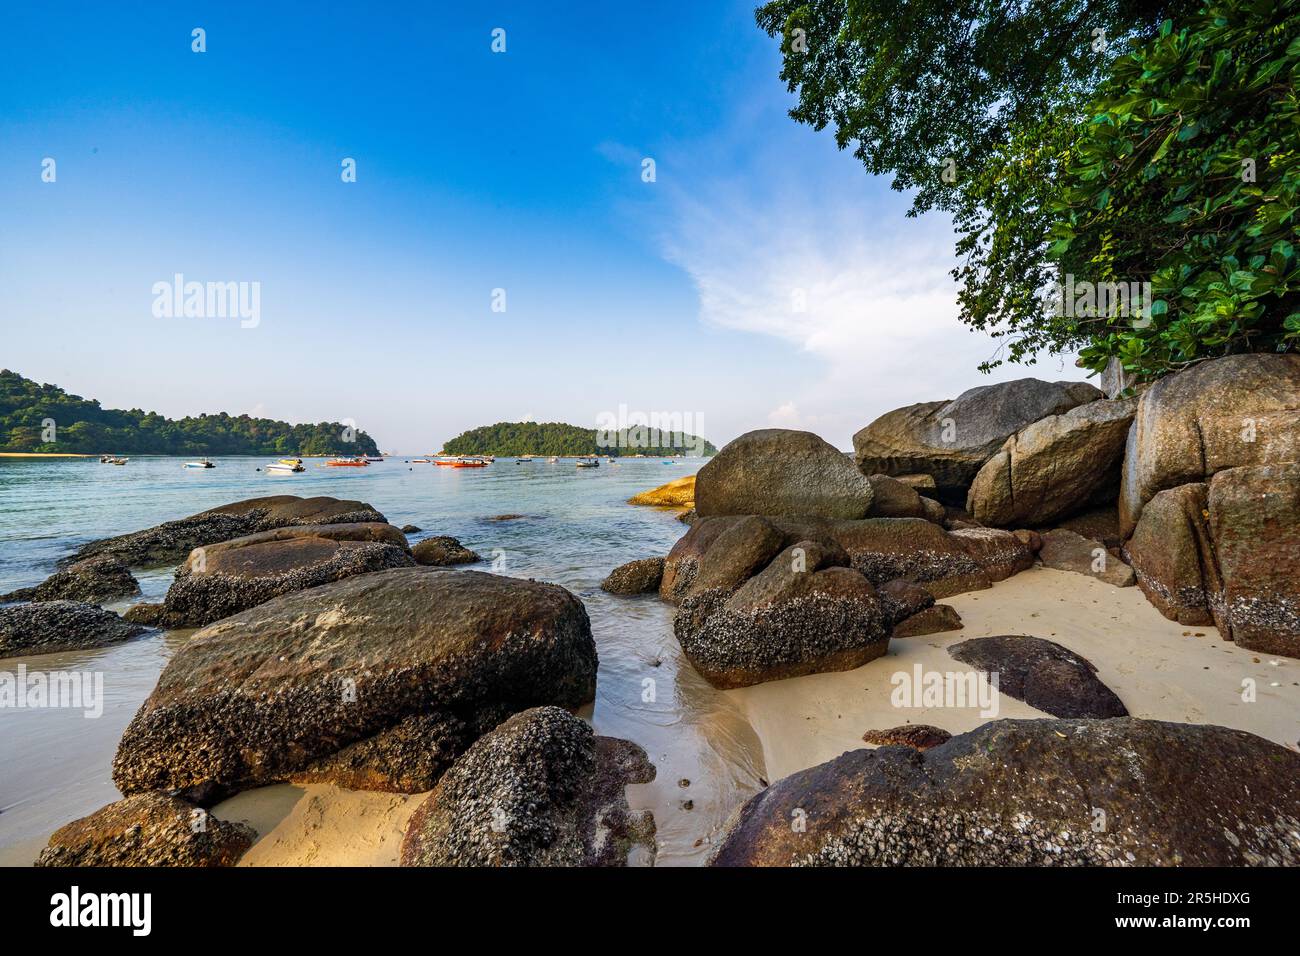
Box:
(434, 457, 488, 468)
(327, 457, 369, 467)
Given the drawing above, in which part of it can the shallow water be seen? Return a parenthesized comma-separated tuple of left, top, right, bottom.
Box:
(0, 455, 765, 865)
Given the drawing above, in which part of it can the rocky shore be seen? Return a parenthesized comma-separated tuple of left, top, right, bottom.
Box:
(11, 354, 1300, 867)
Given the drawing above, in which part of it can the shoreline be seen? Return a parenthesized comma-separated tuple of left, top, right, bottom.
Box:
(7, 566, 1290, 867)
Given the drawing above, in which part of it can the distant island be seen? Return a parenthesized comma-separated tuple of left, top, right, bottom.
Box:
(0, 370, 380, 456)
(443, 421, 717, 457)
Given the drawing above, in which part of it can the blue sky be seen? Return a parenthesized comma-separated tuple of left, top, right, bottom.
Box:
(0, 1, 1084, 452)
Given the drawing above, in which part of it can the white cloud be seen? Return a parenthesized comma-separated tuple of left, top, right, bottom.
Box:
(655, 149, 1080, 449)
(766, 401, 803, 428)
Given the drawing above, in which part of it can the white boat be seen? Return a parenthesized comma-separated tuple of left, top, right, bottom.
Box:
(575, 457, 600, 468)
(183, 458, 215, 469)
(266, 459, 305, 474)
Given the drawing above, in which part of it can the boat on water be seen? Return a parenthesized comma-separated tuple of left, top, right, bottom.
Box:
(99, 454, 129, 465)
(515, 457, 534, 464)
(365, 457, 384, 462)
(435, 456, 488, 468)
(575, 457, 600, 468)
(183, 458, 215, 469)
(547, 456, 559, 463)
(267, 458, 305, 474)
(326, 457, 368, 467)
(411, 458, 430, 463)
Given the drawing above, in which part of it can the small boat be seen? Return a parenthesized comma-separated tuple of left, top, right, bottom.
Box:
(266, 461, 305, 474)
(515, 457, 534, 464)
(435, 456, 488, 468)
(547, 456, 559, 463)
(326, 457, 368, 467)
(576, 457, 600, 468)
(183, 458, 215, 469)
(100, 454, 129, 465)
(411, 458, 430, 463)
(365, 457, 384, 462)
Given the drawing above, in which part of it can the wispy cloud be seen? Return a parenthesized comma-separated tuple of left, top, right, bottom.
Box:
(649, 98, 1079, 448)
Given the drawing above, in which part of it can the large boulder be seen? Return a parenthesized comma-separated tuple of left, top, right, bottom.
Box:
(627, 475, 695, 508)
(694, 429, 874, 520)
(160, 523, 416, 627)
(1125, 484, 1219, 625)
(711, 718, 1300, 866)
(1207, 464, 1300, 655)
(967, 397, 1136, 527)
(112, 567, 598, 800)
(661, 515, 1033, 604)
(853, 379, 1102, 497)
(675, 541, 891, 689)
(948, 635, 1128, 718)
(65, 495, 388, 568)
(1119, 354, 1300, 538)
(0, 601, 146, 659)
(35, 793, 255, 867)
(1, 555, 140, 605)
(400, 707, 656, 867)
(1126, 465, 1300, 657)
(660, 514, 787, 602)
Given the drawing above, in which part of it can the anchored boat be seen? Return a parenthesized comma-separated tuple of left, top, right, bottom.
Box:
(183, 458, 215, 469)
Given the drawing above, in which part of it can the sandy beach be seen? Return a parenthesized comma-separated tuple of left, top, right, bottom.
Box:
(215, 784, 424, 867)
(730, 566, 1299, 782)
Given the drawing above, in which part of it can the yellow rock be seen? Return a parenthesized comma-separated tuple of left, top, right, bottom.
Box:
(627, 474, 695, 508)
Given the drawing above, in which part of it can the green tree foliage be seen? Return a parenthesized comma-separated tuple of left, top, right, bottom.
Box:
(442, 421, 717, 457)
(756, 0, 1300, 380)
(0, 370, 380, 455)
(1051, 2, 1300, 378)
(754, 0, 1190, 218)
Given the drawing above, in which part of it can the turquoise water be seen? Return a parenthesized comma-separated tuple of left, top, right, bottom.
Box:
(0, 456, 765, 865)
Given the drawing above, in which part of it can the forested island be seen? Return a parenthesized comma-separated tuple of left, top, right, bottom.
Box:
(443, 421, 716, 457)
(0, 370, 380, 456)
